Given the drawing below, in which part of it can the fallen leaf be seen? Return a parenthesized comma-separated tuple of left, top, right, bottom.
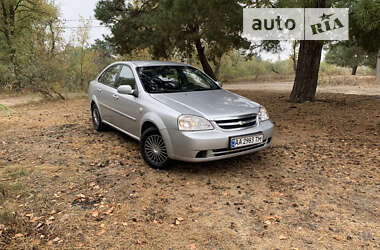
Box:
(76, 193, 86, 199)
(97, 229, 106, 236)
(136, 239, 146, 245)
(105, 207, 114, 215)
(75, 242, 84, 247)
(30, 216, 41, 223)
(279, 235, 287, 240)
(92, 211, 99, 218)
(15, 233, 24, 238)
(187, 244, 197, 249)
(174, 219, 181, 225)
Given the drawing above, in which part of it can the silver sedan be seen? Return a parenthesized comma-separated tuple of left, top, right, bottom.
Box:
(88, 61, 274, 168)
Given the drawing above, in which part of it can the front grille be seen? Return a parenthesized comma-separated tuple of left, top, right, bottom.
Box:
(214, 114, 257, 130)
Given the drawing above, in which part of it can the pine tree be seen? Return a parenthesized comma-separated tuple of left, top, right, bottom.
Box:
(95, 0, 249, 80)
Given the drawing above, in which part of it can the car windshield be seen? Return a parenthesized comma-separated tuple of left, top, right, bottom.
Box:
(136, 66, 220, 93)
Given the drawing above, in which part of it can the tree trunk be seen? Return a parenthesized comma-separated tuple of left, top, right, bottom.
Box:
(376, 49, 380, 83)
(291, 41, 299, 72)
(289, 40, 324, 103)
(352, 65, 358, 75)
(195, 39, 217, 80)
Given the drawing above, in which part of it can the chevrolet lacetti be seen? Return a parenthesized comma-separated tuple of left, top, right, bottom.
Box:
(88, 61, 274, 168)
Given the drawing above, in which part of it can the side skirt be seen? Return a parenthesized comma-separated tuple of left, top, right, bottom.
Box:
(103, 120, 141, 141)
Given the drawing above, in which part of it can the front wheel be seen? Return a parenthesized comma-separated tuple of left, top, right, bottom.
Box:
(140, 127, 170, 169)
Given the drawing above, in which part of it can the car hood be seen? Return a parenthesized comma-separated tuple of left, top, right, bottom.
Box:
(150, 89, 260, 120)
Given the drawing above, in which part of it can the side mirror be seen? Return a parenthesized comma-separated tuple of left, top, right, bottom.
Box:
(216, 81, 223, 88)
(117, 85, 134, 95)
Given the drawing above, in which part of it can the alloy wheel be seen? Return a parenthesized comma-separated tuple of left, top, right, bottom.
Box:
(144, 134, 168, 165)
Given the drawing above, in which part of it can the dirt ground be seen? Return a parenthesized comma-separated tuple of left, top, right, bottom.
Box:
(0, 89, 379, 249)
(225, 80, 380, 97)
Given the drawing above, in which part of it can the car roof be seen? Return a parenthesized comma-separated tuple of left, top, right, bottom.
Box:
(117, 60, 189, 67)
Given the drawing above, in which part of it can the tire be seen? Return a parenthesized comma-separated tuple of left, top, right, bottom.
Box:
(140, 127, 170, 169)
(91, 104, 105, 132)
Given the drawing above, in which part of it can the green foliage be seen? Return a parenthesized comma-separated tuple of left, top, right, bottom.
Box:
(95, 0, 249, 78)
(325, 42, 377, 74)
(0, 2, 113, 95)
(0, 104, 9, 112)
(319, 62, 350, 75)
(0, 209, 17, 225)
(4, 166, 29, 179)
(0, 103, 13, 116)
(0, 182, 23, 210)
(364, 53, 378, 70)
(0, 0, 379, 96)
(350, 0, 380, 53)
(217, 51, 294, 81)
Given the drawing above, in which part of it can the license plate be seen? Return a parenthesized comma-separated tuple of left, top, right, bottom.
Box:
(230, 134, 264, 149)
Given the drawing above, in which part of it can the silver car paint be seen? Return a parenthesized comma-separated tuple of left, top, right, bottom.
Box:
(150, 90, 261, 120)
(89, 61, 274, 162)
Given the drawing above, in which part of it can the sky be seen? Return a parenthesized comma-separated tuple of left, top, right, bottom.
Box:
(56, 0, 291, 61)
(56, 0, 110, 43)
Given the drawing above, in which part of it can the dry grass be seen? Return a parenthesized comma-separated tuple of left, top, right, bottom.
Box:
(225, 73, 295, 83)
(225, 74, 377, 87)
(318, 75, 377, 86)
(3, 166, 30, 179)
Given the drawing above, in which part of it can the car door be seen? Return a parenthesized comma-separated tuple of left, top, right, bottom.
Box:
(111, 65, 141, 137)
(97, 65, 121, 123)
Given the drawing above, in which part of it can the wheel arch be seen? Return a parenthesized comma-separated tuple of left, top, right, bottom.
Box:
(90, 96, 103, 116)
(140, 112, 166, 134)
(141, 121, 158, 135)
(140, 112, 173, 157)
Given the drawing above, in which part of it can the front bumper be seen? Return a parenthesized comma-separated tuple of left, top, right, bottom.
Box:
(161, 120, 274, 162)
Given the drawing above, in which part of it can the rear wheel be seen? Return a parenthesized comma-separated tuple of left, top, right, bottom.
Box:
(91, 104, 105, 132)
(140, 127, 170, 169)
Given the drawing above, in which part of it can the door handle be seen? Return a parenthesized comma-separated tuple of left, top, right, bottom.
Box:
(113, 94, 119, 100)
(97, 88, 102, 93)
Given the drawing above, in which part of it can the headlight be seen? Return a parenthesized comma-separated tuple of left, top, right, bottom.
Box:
(178, 115, 214, 131)
(258, 107, 270, 121)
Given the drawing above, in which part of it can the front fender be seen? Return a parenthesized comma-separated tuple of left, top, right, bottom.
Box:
(140, 112, 175, 157)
